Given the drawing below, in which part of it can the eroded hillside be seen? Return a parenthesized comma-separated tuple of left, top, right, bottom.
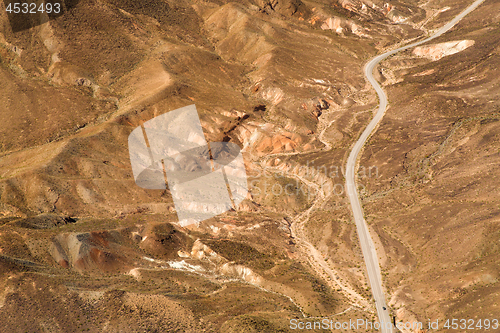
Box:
(359, 0, 500, 328)
(0, 0, 497, 332)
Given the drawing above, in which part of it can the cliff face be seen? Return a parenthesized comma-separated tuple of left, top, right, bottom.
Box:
(413, 40, 475, 60)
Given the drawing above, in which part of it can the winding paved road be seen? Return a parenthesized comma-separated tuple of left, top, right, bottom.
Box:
(345, 1, 485, 331)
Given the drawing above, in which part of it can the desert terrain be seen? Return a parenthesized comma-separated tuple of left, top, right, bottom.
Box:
(0, 0, 498, 332)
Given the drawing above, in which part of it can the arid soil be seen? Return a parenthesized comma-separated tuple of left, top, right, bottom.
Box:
(0, 0, 498, 332)
(360, 0, 500, 329)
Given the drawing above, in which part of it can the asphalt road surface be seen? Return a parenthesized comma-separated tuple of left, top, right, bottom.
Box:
(345, 1, 486, 332)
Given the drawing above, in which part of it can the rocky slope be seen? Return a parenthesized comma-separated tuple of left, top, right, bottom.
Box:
(0, 0, 497, 331)
(360, 0, 500, 328)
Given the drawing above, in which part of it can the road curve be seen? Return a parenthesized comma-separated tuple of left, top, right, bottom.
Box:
(345, 1, 485, 332)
